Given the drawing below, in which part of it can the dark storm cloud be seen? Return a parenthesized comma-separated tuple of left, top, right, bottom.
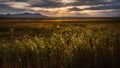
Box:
(0, 0, 120, 17)
(68, 3, 120, 11)
(88, 4, 120, 10)
(1, 0, 120, 8)
(68, 7, 81, 11)
(0, 0, 28, 2)
(8, 0, 28, 2)
(72, 0, 120, 8)
(28, 0, 120, 11)
(0, 3, 25, 13)
(31, 0, 60, 8)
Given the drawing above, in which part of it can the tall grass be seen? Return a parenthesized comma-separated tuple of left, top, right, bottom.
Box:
(0, 24, 120, 68)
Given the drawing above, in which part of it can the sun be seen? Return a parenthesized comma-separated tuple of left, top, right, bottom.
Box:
(61, 0, 77, 4)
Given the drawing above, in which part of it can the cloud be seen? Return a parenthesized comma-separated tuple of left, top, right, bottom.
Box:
(0, 0, 120, 17)
(0, 3, 26, 14)
(4, 2, 31, 9)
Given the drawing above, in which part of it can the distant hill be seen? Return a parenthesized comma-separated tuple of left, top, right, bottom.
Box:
(0, 13, 120, 19)
(0, 13, 47, 18)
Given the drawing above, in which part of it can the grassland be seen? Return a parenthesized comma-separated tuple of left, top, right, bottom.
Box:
(0, 18, 120, 68)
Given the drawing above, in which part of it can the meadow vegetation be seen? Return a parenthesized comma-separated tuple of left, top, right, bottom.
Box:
(0, 19, 120, 68)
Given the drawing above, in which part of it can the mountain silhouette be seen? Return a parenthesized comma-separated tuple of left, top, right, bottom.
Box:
(0, 13, 47, 18)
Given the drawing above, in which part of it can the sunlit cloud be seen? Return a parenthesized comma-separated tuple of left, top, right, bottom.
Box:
(4, 2, 31, 9)
(0, 0, 120, 17)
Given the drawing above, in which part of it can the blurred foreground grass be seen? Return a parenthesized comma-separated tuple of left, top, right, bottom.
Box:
(0, 23, 120, 68)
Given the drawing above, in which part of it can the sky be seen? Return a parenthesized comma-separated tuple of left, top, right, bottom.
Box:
(0, 0, 120, 17)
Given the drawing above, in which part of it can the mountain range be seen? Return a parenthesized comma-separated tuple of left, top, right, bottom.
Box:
(0, 13, 47, 18)
(0, 13, 120, 18)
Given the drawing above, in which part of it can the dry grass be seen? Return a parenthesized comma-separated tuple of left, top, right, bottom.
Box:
(0, 19, 120, 68)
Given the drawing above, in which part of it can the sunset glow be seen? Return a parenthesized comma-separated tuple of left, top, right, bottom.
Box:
(61, 0, 77, 4)
(0, 0, 120, 17)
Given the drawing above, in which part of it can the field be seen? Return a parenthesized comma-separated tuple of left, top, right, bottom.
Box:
(0, 18, 120, 68)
